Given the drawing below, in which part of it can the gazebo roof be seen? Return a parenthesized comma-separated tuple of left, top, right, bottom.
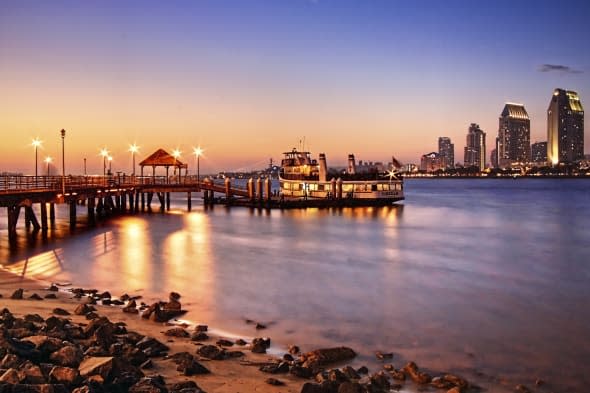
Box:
(139, 148, 187, 167)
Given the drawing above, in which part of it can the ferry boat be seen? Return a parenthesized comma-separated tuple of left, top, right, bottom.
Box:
(279, 149, 404, 204)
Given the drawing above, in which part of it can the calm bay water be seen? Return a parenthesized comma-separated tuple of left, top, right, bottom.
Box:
(1, 179, 589, 392)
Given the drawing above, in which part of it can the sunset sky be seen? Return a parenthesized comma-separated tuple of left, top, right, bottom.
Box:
(1, 0, 589, 175)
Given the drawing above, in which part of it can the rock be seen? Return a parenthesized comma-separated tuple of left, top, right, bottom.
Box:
(129, 376, 168, 393)
(50, 345, 84, 368)
(370, 371, 391, 391)
(251, 337, 271, 354)
(446, 388, 462, 393)
(342, 366, 360, 380)
(402, 361, 431, 384)
(356, 366, 368, 375)
(290, 365, 313, 379)
(22, 335, 64, 355)
(169, 292, 181, 302)
(235, 338, 247, 346)
(136, 337, 170, 357)
(338, 381, 364, 393)
(301, 347, 356, 369)
(49, 366, 81, 385)
(196, 345, 225, 360)
(1, 353, 22, 368)
(97, 291, 111, 299)
(176, 358, 210, 376)
(86, 312, 99, 320)
(194, 325, 208, 332)
(288, 345, 300, 354)
(44, 294, 58, 299)
(78, 356, 114, 380)
(169, 381, 204, 393)
(44, 316, 68, 331)
(216, 339, 233, 347)
(255, 323, 267, 330)
(19, 361, 46, 384)
(442, 373, 469, 389)
(123, 300, 138, 314)
(140, 359, 153, 369)
(48, 284, 59, 291)
(74, 304, 95, 316)
(283, 354, 294, 362)
(260, 362, 290, 374)
(164, 328, 189, 338)
(10, 289, 24, 300)
(190, 332, 209, 342)
(0, 368, 22, 383)
(375, 351, 393, 360)
(266, 377, 285, 386)
(23, 314, 44, 324)
(535, 378, 545, 386)
(52, 308, 71, 316)
(28, 294, 43, 301)
(389, 367, 405, 381)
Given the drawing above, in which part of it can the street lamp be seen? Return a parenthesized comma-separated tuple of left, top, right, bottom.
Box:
(32, 138, 42, 180)
(100, 148, 109, 176)
(108, 156, 113, 175)
(129, 143, 139, 177)
(60, 129, 65, 195)
(45, 156, 53, 176)
(193, 146, 203, 190)
(172, 149, 181, 183)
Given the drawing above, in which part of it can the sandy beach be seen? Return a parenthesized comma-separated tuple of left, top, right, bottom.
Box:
(0, 269, 304, 393)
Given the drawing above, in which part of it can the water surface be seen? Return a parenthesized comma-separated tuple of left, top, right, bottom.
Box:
(1, 179, 589, 392)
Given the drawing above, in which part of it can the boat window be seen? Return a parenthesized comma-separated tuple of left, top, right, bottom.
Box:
(342, 184, 353, 192)
(371, 184, 377, 191)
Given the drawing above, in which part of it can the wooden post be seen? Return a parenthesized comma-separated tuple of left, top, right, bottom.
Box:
(166, 192, 171, 211)
(265, 178, 271, 202)
(25, 206, 41, 231)
(7, 206, 21, 244)
(141, 192, 146, 212)
(225, 177, 232, 202)
(187, 192, 192, 211)
(25, 206, 32, 230)
(256, 178, 263, 202)
(40, 202, 48, 232)
(96, 198, 104, 219)
(147, 192, 153, 212)
(49, 203, 56, 226)
(69, 201, 76, 229)
(247, 178, 254, 201)
(87, 197, 96, 226)
(121, 193, 127, 213)
(128, 193, 134, 213)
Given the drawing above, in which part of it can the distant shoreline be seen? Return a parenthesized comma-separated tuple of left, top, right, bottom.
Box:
(402, 175, 590, 179)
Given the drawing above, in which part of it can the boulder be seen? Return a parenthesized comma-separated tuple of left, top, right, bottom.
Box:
(176, 358, 210, 376)
(215, 339, 233, 347)
(190, 332, 208, 342)
(164, 328, 189, 338)
(169, 381, 205, 393)
(196, 345, 225, 360)
(50, 346, 83, 368)
(266, 377, 285, 386)
(10, 289, 24, 300)
(19, 361, 47, 384)
(49, 366, 81, 385)
(74, 304, 95, 316)
(301, 347, 357, 369)
(0, 368, 22, 383)
(129, 375, 168, 393)
(136, 337, 169, 357)
(28, 294, 43, 301)
(52, 308, 71, 316)
(402, 361, 431, 384)
(78, 356, 114, 380)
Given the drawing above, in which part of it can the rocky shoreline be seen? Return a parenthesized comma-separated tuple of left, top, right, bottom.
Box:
(0, 282, 543, 393)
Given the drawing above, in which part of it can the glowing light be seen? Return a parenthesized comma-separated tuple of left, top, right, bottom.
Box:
(172, 148, 182, 159)
(129, 143, 139, 154)
(193, 146, 203, 157)
(44, 156, 53, 164)
(31, 138, 42, 148)
(100, 148, 109, 157)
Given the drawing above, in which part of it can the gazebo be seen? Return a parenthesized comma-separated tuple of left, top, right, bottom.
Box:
(139, 148, 188, 183)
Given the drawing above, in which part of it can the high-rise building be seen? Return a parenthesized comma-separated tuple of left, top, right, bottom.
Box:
(464, 123, 486, 171)
(531, 141, 548, 164)
(547, 88, 585, 165)
(438, 137, 454, 169)
(420, 152, 444, 172)
(497, 103, 531, 168)
(490, 148, 498, 168)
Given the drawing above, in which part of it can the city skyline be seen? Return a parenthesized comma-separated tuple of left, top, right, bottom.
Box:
(1, 1, 589, 174)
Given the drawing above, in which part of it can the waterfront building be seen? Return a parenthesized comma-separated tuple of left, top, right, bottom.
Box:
(547, 88, 585, 165)
(438, 137, 454, 169)
(531, 141, 548, 164)
(463, 123, 486, 171)
(497, 103, 531, 168)
(490, 148, 498, 168)
(420, 152, 444, 172)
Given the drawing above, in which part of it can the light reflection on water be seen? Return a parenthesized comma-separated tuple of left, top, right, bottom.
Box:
(1, 179, 589, 392)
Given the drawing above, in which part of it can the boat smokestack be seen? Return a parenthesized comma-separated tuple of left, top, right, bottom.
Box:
(319, 153, 328, 182)
(347, 154, 356, 175)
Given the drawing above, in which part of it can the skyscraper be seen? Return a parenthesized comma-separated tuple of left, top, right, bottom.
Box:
(547, 89, 585, 165)
(464, 123, 486, 171)
(438, 137, 454, 169)
(420, 152, 444, 172)
(531, 141, 548, 164)
(497, 103, 531, 168)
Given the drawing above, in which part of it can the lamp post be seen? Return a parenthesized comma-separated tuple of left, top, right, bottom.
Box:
(193, 146, 202, 190)
(100, 148, 109, 177)
(172, 149, 181, 184)
(32, 138, 42, 184)
(129, 144, 139, 177)
(108, 156, 113, 175)
(44, 156, 52, 187)
(60, 129, 65, 195)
